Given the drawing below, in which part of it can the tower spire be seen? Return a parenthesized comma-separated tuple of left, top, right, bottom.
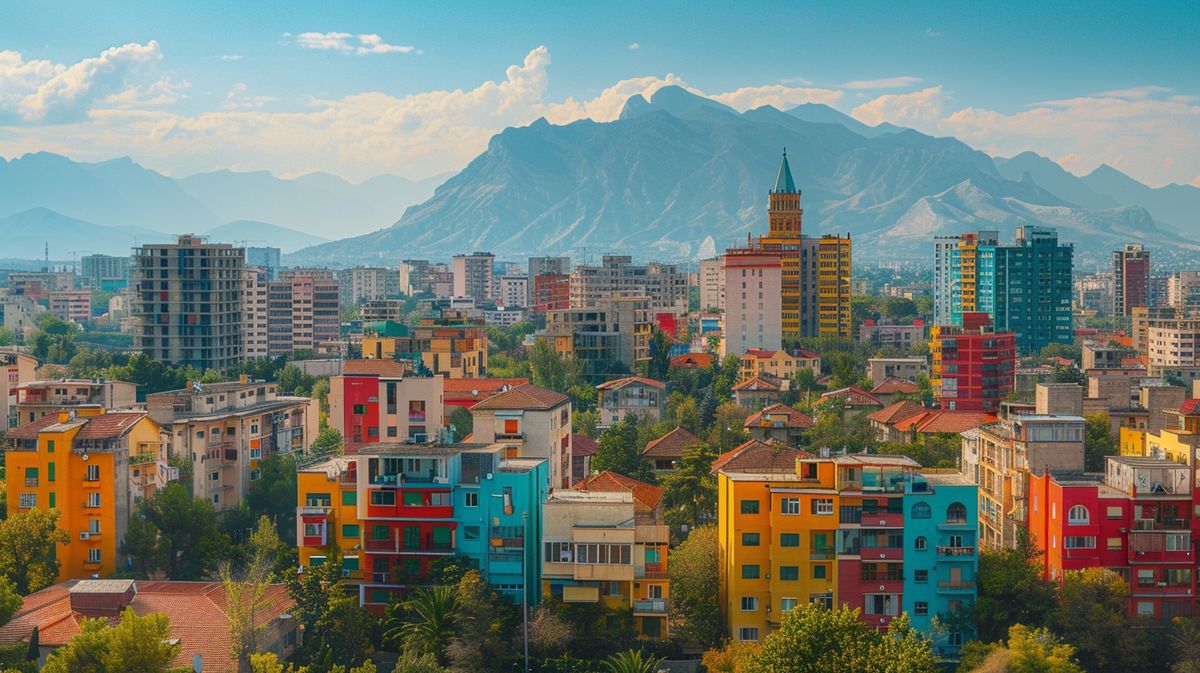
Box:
(772, 149, 796, 194)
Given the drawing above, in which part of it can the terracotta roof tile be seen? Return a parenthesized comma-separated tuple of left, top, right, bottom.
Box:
(596, 376, 666, 391)
(470, 383, 568, 410)
(342, 359, 412, 377)
(6, 413, 63, 439)
(731, 376, 782, 392)
(572, 434, 598, 457)
(893, 410, 995, 434)
(712, 439, 811, 474)
(1180, 399, 1200, 415)
(75, 412, 147, 440)
(670, 353, 713, 369)
(867, 400, 928, 425)
(574, 471, 664, 512)
(791, 348, 821, 359)
(742, 349, 778, 359)
(870, 378, 920, 395)
(643, 427, 702, 458)
(818, 386, 883, 408)
(744, 404, 813, 429)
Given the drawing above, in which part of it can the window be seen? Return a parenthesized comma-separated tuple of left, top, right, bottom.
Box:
(464, 526, 481, 540)
(87, 492, 101, 508)
(19, 493, 35, 509)
(465, 492, 479, 507)
(740, 597, 758, 612)
(911, 502, 931, 519)
(1106, 537, 1122, 550)
(1136, 602, 1154, 617)
(1107, 505, 1123, 519)
(811, 498, 833, 515)
(946, 502, 967, 523)
(352, 404, 367, 415)
(370, 491, 396, 506)
(342, 524, 359, 538)
(209, 472, 220, 481)
(742, 533, 760, 546)
(742, 565, 760, 579)
(545, 542, 573, 562)
(575, 543, 632, 565)
(1167, 533, 1188, 551)
(430, 492, 451, 507)
(86, 464, 100, 481)
(1067, 505, 1089, 525)
(811, 565, 826, 580)
(47, 462, 55, 482)
(780, 533, 799, 547)
(914, 601, 928, 616)
(1137, 570, 1155, 587)
(1064, 536, 1095, 549)
(741, 500, 760, 514)
(781, 497, 800, 515)
(88, 519, 100, 535)
(305, 493, 331, 507)
(914, 536, 927, 550)
(948, 632, 964, 647)
(738, 627, 759, 642)
(914, 569, 928, 583)
(47, 440, 54, 453)
(342, 491, 357, 506)
(303, 523, 322, 537)
(779, 566, 799, 581)
(88, 549, 102, 564)
(781, 597, 798, 613)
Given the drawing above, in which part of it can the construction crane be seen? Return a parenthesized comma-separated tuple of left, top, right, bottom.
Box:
(68, 251, 89, 273)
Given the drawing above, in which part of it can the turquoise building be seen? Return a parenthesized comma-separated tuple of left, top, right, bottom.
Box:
(903, 471, 979, 661)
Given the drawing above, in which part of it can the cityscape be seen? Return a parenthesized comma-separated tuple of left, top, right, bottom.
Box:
(1, 3, 1199, 673)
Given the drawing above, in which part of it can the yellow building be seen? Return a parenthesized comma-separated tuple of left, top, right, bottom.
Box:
(738, 348, 820, 383)
(816, 235, 853, 337)
(1120, 426, 1147, 456)
(6, 409, 169, 581)
(296, 456, 362, 579)
(1145, 400, 1200, 466)
(362, 320, 488, 379)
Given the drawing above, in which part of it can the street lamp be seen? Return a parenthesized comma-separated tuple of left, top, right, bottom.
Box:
(491, 493, 529, 673)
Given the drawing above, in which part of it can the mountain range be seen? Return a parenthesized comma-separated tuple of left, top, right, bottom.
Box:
(289, 87, 1199, 266)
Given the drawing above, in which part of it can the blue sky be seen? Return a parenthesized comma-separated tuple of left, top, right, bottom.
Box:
(1, 1, 1196, 185)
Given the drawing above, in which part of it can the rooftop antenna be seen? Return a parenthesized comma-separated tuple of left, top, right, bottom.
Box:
(44, 241, 49, 271)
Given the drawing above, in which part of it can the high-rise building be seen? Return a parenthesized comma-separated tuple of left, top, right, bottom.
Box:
(1168, 271, 1200, 308)
(133, 234, 245, 371)
(339, 267, 391, 307)
(721, 248, 782, 355)
(699, 256, 725, 312)
(398, 259, 432, 296)
(528, 256, 571, 279)
(1113, 244, 1151, 317)
(934, 228, 1073, 355)
(569, 256, 688, 316)
(452, 252, 495, 303)
(80, 254, 131, 290)
(1145, 307, 1200, 384)
(541, 297, 652, 375)
(532, 274, 570, 313)
(267, 269, 340, 356)
(930, 312, 1016, 412)
(245, 247, 281, 279)
(361, 318, 489, 378)
(722, 152, 852, 339)
(243, 266, 269, 359)
(497, 275, 529, 308)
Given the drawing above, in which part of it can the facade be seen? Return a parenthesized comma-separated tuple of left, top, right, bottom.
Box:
(267, 269, 340, 356)
(1168, 271, 1200, 308)
(930, 312, 1015, 412)
(452, 252, 495, 303)
(48, 290, 91, 324)
(6, 409, 170, 580)
(742, 403, 813, 445)
(11, 378, 137, 427)
(1, 350, 37, 428)
(528, 256, 571, 280)
(296, 444, 547, 610)
(722, 248, 783, 355)
(498, 275, 530, 308)
(243, 266, 269, 359)
(398, 259, 432, 296)
(934, 228, 1073, 355)
(329, 360, 445, 453)
(1112, 244, 1151, 317)
(532, 273, 570, 313)
(542, 297, 652, 374)
(470, 383, 573, 490)
(339, 267, 391, 307)
(739, 348, 819, 382)
(569, 256, 688, 316)
(245, 246, 282, 278)
(543, 473, 670, 639)
(1145, 308, 1200, 384)
(866, 357, 929, 386)
(133, 234, 245, 371)
(717, 454, 977, 657)
(147, 379, 318, 511)
(732, 376, 785, 410)
(643, 427, 702, 471)
(7, 271, 74, 302)
(596, 376, 665, 429)
(362, 319, 489, 379)
(80, 254, 131, 291)
(859, 320, 926, 349)
(699, 256, 726, 312)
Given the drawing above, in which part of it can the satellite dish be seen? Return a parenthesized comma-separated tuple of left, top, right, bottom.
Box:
(471, 390, 478, 396)
(193, 653, 203, 672)
(81, 454, 89, 461)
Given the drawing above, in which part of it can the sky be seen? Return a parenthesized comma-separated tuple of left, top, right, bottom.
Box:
(0, 0, 1197, 186)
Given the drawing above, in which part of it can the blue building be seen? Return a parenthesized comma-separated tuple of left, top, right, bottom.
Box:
(903, 471, 979, 660)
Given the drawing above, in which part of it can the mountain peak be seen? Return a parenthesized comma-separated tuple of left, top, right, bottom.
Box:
(618, 85, 736, 120)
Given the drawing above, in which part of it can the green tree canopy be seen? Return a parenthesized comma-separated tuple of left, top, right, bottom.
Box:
(0, 508, 70, 594)
(667, 525, 722, 650)
(746, 604, 936, 673)
(591, 416, 656, 483)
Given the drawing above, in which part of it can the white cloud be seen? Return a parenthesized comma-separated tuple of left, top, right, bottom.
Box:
(851, 85, 946, 128)
(709, 84, 843, 111)
(0, 41, 161, 123)
(838, 76, 923, 90)
(926, 28, 940, 37)
(294, 32, 417, 55)
(628, 43, 640, 51)
(220, 54, 243, 61)
(103, 76, 189, 107)
(222, 83, 275, 110)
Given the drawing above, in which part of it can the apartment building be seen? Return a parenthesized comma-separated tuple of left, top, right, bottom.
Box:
(1, 350, 36, 429)
(717, 453, 976, 657)
(80, 254, 131, 291)
(469, 383, 572, 490)
(6, 409, 170, 580)
(930, 312, 1016, 412)
(11, 378, 137, 427)
(542, 297, 652, 374)
(452, 252, 495, 303)
(859, 320, 927, 349)
(1168, 271, 1200, 308)
(528, 256, 571, 279)
(866, 357, 929, 386)
(267, 269, 340, 356)
(133, 234, 245, 371)
(7, 271, 74, 302)
(531, 274, 570, 313)
(48, 290, 91, 324)
(245, 247, 281, 279)
(543, 473, 670, 639)
(339, 267, 392, 307)
(722, 248, 783, 355)
(361, 319, 488, 379)
(1145, 308, 1200, 384)
(296, 443, 547, 610)
(740, 348, 820, 382)
(243, 266, 269, 359)
(742, 403, 813, 446)
(1112, 244, 1151, 317)
(699, 256, 725, 312)
(570, 256, 688, 317)
(596, 376, 665, 429)
(497, 275, 529, 308)
(329, 360, 445, 453)
(147, 379, 318, 511)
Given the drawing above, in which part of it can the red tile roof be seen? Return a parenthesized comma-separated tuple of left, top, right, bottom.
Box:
(711, 440, 811, 474)
(870, 378, 920, 395)
(596, 376, 666, 391)
(670, 353, 714, 369)
(742, 349, 779, 360)
(6, 413, 64, 439)
(443, 377, 529, 394)
(893, 410, 996, 434)
(643, 427, 702, 458)
(818, 386, 883, 408)
(791, 348, 821, 359)
(470, 383, 569, 410)
(572, 434, 598, 457)
(867, 400, 928, 425)
(7, 411, 147, 441)
(731, 376, 782, 392)
(342, 359, 412, 377)
(744, 404, 813, 429)
(1181, 399, 1200, 416)
(575, 471, 664, 512)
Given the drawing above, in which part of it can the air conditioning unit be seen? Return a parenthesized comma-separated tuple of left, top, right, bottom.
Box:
(79, 532, 91, 541)
(341, 569, 352, 578)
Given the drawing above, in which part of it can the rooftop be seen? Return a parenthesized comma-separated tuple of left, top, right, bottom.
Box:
(470, 383, 569, 411)
(7, 411, 149, 442)
(574, 471, 664, 512)
(744, 403, 813, 429)
(342, 359, 413, 377)
(596, 376, 666, 391)
(643, 427, 702, 458)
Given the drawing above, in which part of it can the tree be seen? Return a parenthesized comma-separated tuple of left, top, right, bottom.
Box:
(707, 402, 750, 453)
(448, 406, 474, 439)
(644, 330, 670, 381)
(0, 577, 21, 627)
(122, 514, 163, 579)
(666, 393, 702, 435)
(530, 339, 584, 393)
(1004, 624, 1084, 673)
(1049, 568, 1141, 673)
(602, 649, 665, 673)
(446, 570, 511, 673)
(572, 409, 599, 438)
(973, 532, 1055, 643)
(804, 408, 876, 454)
(392, 649, 444, 673)
(388, 585, 459, 664)
(226, 518, 289, 673)
(41, 608, 180, 673)
(592, 417, 656, 483)
(1172, 617, 1200, 673)
(313, 596, 375, 669)
(1083, 413, 1117, 472)
(1052, 365, 1087, 386)
(246, 456, 300, 546)
(0, 509, 69, 594)
(667, 525, 722, 649)
(701, 642, 758, 673)
(527, 602, 574, 657)
(285, 548, 345, 663)
(661, 443, 717, 540)
(746, 603, 936, 673)
(310, 427, 344, 458)
(137, 482, 228, 580)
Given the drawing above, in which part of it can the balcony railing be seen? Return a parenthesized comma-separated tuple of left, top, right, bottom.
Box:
(937, 580, 976, 592)
(633, 598, 668, 614)
(24, 477, 38, 487)
(809, 549, 835, 560)
(640, 562, 666, 579)
(1133, 518, 1189, 531)
(364, 537, 454, 554)
(937, 546, 976, 557)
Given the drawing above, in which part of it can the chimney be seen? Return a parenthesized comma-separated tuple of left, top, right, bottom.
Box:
(57, 410, 69, 423)
(69, 579, 137, 617)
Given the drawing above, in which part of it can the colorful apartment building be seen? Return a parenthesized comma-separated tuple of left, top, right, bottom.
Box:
(361, 319, 488, 379)
(716, 453, 977, 655)
(739, 349, 820, 383)
(930, 312, 1016, 412)
(1028, 456, 1195, 620)
(6, 409, 172, 581)
(596, 376, 665, 430)
(469, 384, 573, 490)
(329, 360, 445, 453)
(11, 378, 138, 427)
(742, 403, 813, 446)
(542, 472, 671, 639)
(541, 297, 653, 375)
(1, 349, 37, 428)
(296, 443, 547, 610)
(147, 378, 318, 511)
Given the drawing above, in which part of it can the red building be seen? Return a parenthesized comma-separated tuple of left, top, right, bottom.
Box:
(532, 274, 569, 313)
(330, 360, 445, 453)
(1028, 456, 1196, 620)
(931, 312, 1015, 413)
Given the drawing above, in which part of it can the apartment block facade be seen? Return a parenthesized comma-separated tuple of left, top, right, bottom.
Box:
(470, 383, 573, 490)
(362, 319, 488, 379)
(570, 256, 688, 317)
(267, 269, 340, 356)
(452, 252, 495, 303)
(722, 248, 783, 355)
(11, 378, 137, 427)
(542, 297, 652, 374)
(930, 312, 1016, 412)
(1113, 244, 1151, 317)
(329, 360, 445, 453)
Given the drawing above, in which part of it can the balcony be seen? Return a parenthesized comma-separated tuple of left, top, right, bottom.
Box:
(937, 580, 976, 594)
(633, 598, 669, 615)
(863, 512, 904, 528)
(364, 537, 454, 555)
(639, 562, 667, 579)
(937, 546, 976, 557)
(859, 547, 903, 561)
(809, 549, 836, 561)
(24, 477, 38, 487)
(1132, 518, 1189, 531)
(938, 518, 975, 530)
(634, 525, 669, 544)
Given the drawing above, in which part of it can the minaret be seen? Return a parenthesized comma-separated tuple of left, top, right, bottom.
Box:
(767, 149, 802, 239)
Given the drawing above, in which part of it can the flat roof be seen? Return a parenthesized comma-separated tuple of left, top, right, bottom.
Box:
(168, 397, 310, 422)
(919, 471, 974, 486)
(355, 442, 499, 456)
(1017, 414, 1086, 422)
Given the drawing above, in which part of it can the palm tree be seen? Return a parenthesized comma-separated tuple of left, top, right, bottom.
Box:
(383, 585, 459, 664)
(603, 649, 666, 673)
